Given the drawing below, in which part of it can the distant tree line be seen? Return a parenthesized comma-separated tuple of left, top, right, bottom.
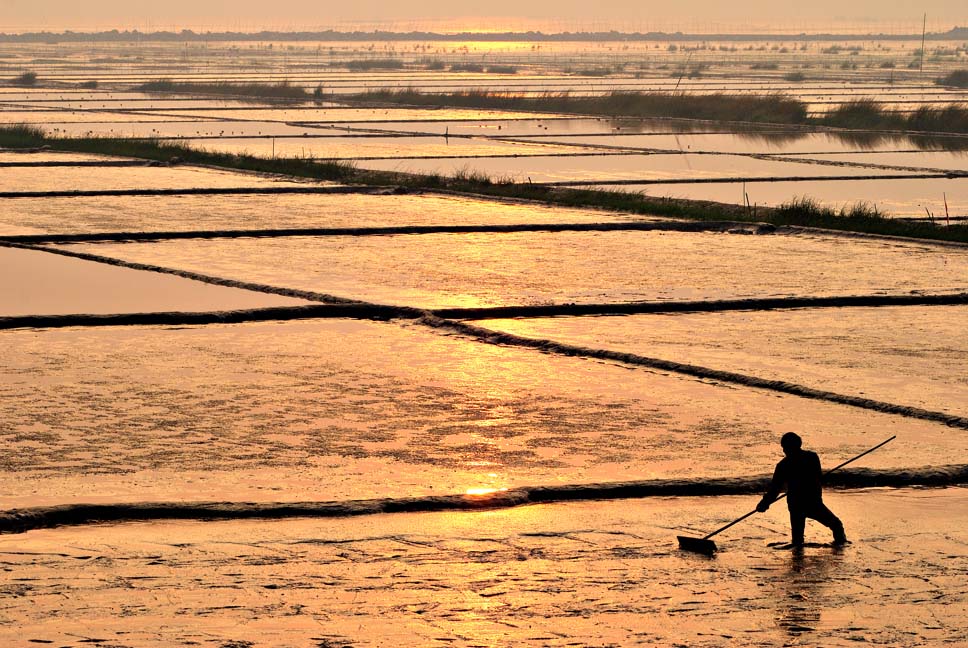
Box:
(0, 27, 965, 43)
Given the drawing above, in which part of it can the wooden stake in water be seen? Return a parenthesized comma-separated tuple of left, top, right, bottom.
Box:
(920, 14, 927, 77)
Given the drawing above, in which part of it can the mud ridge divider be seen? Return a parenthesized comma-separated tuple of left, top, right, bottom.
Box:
(539, 173, 960, 187)
(2, 465, 964, 534)
(420, 316, 968, 429)
(0, 304, 423, 330)
(432, 293, 968, 319)
(0, 160, 158, 168)
(0, 186, 391, 199)
(2, 221, 771, 245)
(0, 241, 365, 306)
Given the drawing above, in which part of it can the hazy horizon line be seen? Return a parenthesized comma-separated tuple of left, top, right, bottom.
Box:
(0, 25, 965, 40)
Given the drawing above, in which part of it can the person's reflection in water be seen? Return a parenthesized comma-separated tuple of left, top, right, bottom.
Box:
(775, 546, 845, 636)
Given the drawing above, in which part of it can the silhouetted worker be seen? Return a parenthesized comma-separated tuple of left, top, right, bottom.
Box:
(757, 432, 848, 547)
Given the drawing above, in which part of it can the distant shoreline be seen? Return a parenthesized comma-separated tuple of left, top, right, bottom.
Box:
(0, 27, 965, 43)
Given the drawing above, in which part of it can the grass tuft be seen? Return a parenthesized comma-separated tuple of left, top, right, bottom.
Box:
(10, 71, 37, 86)
(936, 69, 968, 88)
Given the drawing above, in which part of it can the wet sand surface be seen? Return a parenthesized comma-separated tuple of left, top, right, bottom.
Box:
(479, 306, 968, 418)
(0, 246, 310, 316)
(64, 230, 968, 309)
(1, 489, 964, 647)
(0, 320, 960, 509)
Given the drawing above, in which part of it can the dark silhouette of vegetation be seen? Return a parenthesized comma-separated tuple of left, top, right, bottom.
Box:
(353, 89, 968, 133)
(418, 58, 446, 70)
(78, 80, 99, 89)
(9, 71, 37, 86)
(1, 125, 964, 244)
(137, 79, 309, 100)
(450, 63, 485, 72)
(937, 69, 968, 88)
(820, 99, 968, 133)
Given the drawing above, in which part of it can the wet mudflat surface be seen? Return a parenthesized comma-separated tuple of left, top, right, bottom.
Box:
(0, 246, 309, 316)
(512, 131, 968, 155)
(479, 306, 968, 418)
(145, 107, 565, 123)
(0, 192, 659, 237)
(0, 150, 124, 163)
(0, 490, 964, 647)
(355, 152, 925, 183)
(594, 176, 968, 219)
(0, 164, 318, 193)
(0, 319, 960, 510)
(0, 109, 203, 123)
(795, 150, 968, 172)
(180, 134, 583, 159)
(64, 230, 968, 309)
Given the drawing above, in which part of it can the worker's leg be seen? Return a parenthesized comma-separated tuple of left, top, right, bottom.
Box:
(807, 503, 847, 543)
(789, 510, 806, 546)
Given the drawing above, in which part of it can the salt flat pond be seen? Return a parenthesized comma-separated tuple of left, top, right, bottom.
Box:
(0, 37, 966, 648)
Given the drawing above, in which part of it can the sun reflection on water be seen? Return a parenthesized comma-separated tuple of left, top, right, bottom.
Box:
(466, 487, 510, 496)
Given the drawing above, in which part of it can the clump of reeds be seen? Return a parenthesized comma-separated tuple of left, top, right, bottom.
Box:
(136, 79, 309, 100)
(777, 197, 882, 222)
(936, 70, 968, 88)
(819, 99, 891, 129)
(906, 104, 968, 133)
(822, 99, 968, 133)
(452, 167, 515, 186)
(418, 58, 446, 70)
(0, 123, 46, 147)
(10, 71, 37, 86)
(351, 88, 810, 125)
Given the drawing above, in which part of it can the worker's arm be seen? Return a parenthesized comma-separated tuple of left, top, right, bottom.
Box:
(756, 462, 784, 512)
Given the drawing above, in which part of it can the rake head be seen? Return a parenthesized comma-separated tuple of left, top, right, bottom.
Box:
(677, 535, 717, 555)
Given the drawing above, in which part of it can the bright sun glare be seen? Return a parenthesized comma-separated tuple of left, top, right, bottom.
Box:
(465, 487, 510, 496)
